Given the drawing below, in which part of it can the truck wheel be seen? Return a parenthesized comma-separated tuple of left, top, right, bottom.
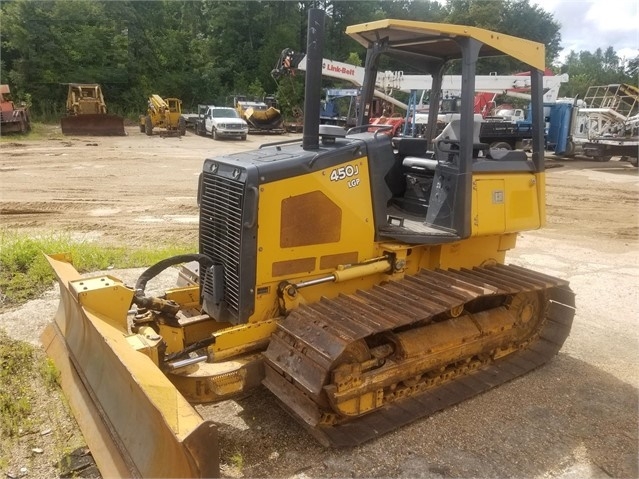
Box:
(629, 157, 638, 167)
(241, 135, 247, 141)
(213, 129, 219, 140)
(178, 117, 186, 136)
(489, 141, 512, 150)
(594, 156, 611, 162)
(139, 123, 145, 133)
(145, 116, 153, 136)
(564, 140, 575, 157)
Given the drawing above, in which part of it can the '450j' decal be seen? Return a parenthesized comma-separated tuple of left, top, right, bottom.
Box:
(329, 164, 360, 188)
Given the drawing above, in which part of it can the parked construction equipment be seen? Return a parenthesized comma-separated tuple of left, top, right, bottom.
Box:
(60, 84, 125, 136)
(140, 95, 186, 137)
(233, 95, 284, 134)
(44, 12, 575, 478)
(320, 88, 360, 127)
(273, 48, 568, 118)
(0, 84, 30, 134)
(545, 84, 638, 165)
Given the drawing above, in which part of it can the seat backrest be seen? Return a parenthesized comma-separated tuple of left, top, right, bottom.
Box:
(435, 119, 461, 142)
(434, 117, 483, 143)
(395, 137, 429, 157)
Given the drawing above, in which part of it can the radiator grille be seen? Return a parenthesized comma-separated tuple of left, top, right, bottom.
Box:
(200, 172, 245, 317)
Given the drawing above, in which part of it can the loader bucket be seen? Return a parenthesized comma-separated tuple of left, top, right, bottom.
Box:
(61, 114, 126, 136)
(41, 254, 219, 478)
(245, 107, 284, 132)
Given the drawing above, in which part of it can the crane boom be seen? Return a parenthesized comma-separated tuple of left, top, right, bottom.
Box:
(274, 49, 568, 102)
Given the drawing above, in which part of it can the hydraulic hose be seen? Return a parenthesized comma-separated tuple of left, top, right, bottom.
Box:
(132, 253, 214, 314)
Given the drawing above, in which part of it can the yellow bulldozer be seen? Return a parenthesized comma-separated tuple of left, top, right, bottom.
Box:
(60, 83, 126, 136)
(43, 11, 575, 478)
(140, 94, 186, 136)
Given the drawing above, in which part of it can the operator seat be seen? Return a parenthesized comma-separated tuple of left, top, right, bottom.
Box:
(433, 118, 487, 163)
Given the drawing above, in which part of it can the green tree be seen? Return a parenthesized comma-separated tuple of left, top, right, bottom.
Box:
(560, 48, 637, 98)
(1, 1, 128, 118)
(441, 0, 561, 73)
(2, 0, 609, 122)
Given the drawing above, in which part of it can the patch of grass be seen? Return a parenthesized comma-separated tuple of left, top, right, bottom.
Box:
(39, 357, 61, 389)
(0, 122, 63, 142)
(0, 230, 195, 307)
(230, 451, 244, 471)
(0, 331, 38, 437)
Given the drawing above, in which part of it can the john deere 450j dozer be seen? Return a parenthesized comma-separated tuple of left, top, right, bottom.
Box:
(43, 10, 575, 478)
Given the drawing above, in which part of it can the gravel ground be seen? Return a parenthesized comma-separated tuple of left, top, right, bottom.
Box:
(0, 127, 637, 478)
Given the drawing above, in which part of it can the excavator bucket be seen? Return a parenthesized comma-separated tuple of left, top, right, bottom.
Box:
(61, 113, 126, 136)
(41, 254, 219, 478)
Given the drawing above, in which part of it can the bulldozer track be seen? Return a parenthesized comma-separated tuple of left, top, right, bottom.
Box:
(263, 264, 575, 447)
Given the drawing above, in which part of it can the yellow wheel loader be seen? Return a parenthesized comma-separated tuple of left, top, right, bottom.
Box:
(60, 83, 126, 136)
(44, 10, 575, 478)
(140, 94, 187, 137)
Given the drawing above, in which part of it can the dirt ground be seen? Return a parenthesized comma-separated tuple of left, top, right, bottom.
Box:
(0, 125, 638, 478)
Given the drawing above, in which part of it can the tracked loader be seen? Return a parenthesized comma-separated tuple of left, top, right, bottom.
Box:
(43, 10, 575, 478)
(60, 83, 125, 136)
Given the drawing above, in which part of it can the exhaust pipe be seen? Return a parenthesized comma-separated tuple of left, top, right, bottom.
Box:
(302, 8, 325, 151)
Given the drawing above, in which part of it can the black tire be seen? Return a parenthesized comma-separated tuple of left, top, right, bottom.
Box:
(241, 135, 247, 141)
(145, 116, 153, 136)
(489, 141, 512, 150)
(139, 123, 145, 133)
(594, 156, 611, 162)
(212, 128, 219, 140)
(563, 140, 575, 157)
(629, 157, 638, 167)
(178, 117, 186, 136)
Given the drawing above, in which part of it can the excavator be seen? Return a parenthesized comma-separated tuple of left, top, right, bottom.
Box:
(43, 11, 575, 478)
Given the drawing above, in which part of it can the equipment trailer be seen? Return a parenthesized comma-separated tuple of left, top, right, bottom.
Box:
(44, 11, 574, 478)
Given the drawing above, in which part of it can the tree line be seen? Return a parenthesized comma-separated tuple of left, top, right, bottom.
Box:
(1, 0, 636, 121)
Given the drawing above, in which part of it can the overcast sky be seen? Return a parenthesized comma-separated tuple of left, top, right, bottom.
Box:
(531, 0, 638, 63)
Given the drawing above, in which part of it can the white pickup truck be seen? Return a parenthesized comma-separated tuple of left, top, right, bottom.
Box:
(194, 105, 248, 140)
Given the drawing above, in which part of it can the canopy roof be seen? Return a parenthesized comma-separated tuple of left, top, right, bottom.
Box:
(346, 20, 545, 71)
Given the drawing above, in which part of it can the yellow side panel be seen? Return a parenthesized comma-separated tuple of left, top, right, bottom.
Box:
(473, 179, 506, 235)
(417, 234, 517, 271)
(471, 172, 542, 236)
(256, 157, 376, 285)
(537, 172, 546, 227)
(251, 158, 379, 321)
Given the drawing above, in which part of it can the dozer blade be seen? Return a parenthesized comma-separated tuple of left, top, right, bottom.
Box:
(41, 254, 219, 478)
(61, 114, 126, 136)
